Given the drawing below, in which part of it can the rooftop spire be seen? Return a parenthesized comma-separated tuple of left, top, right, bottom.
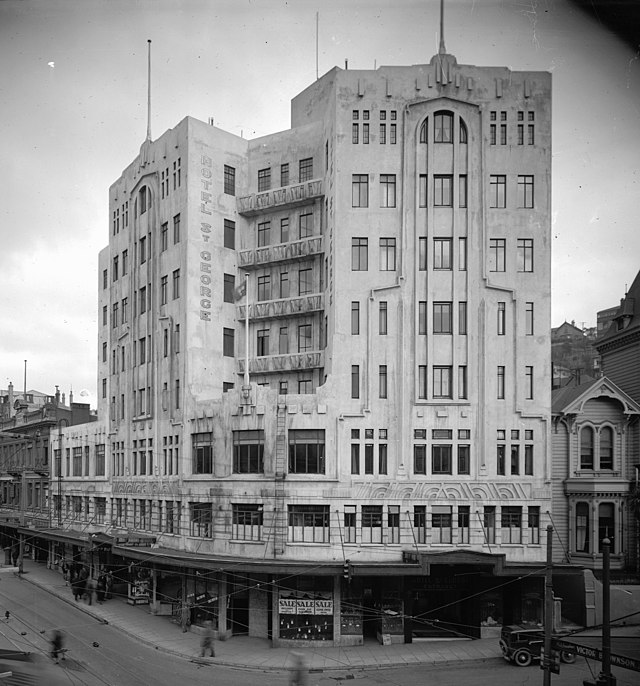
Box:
(146, 39, 152, 141)
(439, 0, 446, 55)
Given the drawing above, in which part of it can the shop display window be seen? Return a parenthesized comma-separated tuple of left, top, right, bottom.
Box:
(340, 591, 363, 636)
(278, 577, 333, 641)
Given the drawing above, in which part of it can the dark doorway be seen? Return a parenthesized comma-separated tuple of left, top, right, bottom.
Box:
(230, 588, 249, 635)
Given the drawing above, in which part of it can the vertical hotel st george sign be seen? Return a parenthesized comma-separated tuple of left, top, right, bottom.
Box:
(199, 154, 213, 321)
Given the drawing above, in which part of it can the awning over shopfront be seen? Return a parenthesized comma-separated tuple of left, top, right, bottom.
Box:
(17, 527, 91, 548)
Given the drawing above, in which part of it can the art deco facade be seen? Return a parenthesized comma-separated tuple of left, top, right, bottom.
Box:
(9, 45, 558, 644)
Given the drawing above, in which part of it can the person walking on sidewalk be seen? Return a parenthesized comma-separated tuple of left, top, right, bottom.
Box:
(289, 652, 308, 686)
(200, 620, 215, 657)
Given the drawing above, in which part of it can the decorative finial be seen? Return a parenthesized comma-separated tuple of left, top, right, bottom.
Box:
(146, 40, 152, 142)
(439, 0, 446, 55)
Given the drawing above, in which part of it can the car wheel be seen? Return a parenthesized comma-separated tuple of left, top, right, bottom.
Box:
(560, 650, 576, 664)
(514, 649, 533, 666)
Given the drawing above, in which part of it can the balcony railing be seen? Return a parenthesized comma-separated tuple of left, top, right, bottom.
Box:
(237, 293, 324, 321)
(237, 350, 324, 375)
(238, 235, 324, 270)
(237, 178, 323, 216)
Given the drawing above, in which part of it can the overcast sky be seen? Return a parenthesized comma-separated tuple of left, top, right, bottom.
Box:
(1, 0, 638, 410)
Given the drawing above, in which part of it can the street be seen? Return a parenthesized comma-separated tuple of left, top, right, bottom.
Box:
(0, 573, 637, 685)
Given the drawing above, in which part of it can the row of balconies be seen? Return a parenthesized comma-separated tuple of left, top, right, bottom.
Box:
(236, 293, 324, 321)
(238, 235, 324, 270)
(237, 351, 324, 375)
(237, 179, 323, 216)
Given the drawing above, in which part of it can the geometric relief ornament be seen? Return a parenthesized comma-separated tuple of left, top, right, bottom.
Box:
(350, 481, 531, 501)
(112, 480, 179, 496)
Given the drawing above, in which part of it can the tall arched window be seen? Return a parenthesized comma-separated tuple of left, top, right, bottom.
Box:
(599, 427, 613, 470)
(419, 119, 428, 144)
(575, 502, 590, 552)
(434, 111, 453, 143)
(580, 426, 594, 469)
(598, 503, 615, 553)
(459, 119, 468, 143)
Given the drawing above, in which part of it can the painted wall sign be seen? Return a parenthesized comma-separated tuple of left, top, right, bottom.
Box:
(199, 154, 213, 321)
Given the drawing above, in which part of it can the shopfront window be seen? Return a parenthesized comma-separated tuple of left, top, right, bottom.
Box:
(278, 577, 333, 641)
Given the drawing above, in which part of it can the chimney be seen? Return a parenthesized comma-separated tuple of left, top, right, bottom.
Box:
(62, 392, 66, 406)
(69, 389, 74, 405)
(55, 386, 60, 406)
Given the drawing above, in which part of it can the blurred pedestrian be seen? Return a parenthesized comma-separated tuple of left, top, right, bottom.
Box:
(85, 576, 97, 605)
(200, 619, 215, 657)
(96, 574, 106, 603)
(289, 651, 308, 686)
(50, 629, 66, 664)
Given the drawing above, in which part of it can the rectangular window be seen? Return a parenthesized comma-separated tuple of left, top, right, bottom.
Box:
(280, 217, 289, 243)
(351, 365, 360, 399)
(256, 329, 269, 356)
(458, 365, 467, 399)
(414, 506, 427, 543)
(517, 238, 534, 272)
(432, 445, 452, 474)
(380, 174, 396, 208)
(190, 503, 213, 538)
(390, 123, 397, 144)
(361, 505, 383, 544)
(298, 323, 312, 352)
(490, 124, 496, 145)
(257, 274, 271, 301)
(173, 213, 181, 243)
(484, 506, 496, 544)
(352, 174, 369, 207)
(418, 365, 427, 399)
(489, 238, 506, 272)
(434, 175, 453, 206)
(458, 301, 467, 335)
(458, 445, 470, 474)
(498, 302, 506, 335)
(299, 157, 313, 182)
(458, 175, 468, 207)
(500, 123, 507, 145)
(433, 302, 453, 334)
(517, 175, 534, 208)
(419, 237, 427, 270)
(139, 286, 147, 314)
(458, 505, 470, 543)
(232, 504, 263, 541)
(280, 163, 289, 187)
(192, 432, 213, 474)
(278, 271, 289, 298)
(224, 274, 235, 303)
(122, 249, 128, 275)
(511, 444, 520, 475)
(501, 506, 522, 544)
(350, 443, 360, 474)
(379, 301, 388, 335)
(433, 238, 452, 269)
(279, 326, 289, 354)
(524, 444, 534, 475)
(172, 269, 180, 299)
(362, 123, 369, 144)
(388, 504, 400, 542)
(528, 506, 540, 544)
(379, 123, 386, 144)
(288, 429, 325, 474)
(433, 366, 452, 398)
(379, 365, 388, 399)
(298, 267, 312, 295)
(112, 255, 119, 281)
(497, 366, 505, 399)
(233, 430, 265, 473)
(489, 175, 506, 208)
(379, 238, 396, 271)
(224, 219, 235, 249)
(299, 213, 313, 238)
(379, 444, 388, 474)
(257, 220, 271, 247)
(224, 165, 236, 195)
(352, 122, 359, 144)
(525, 365, 534, 399)
(517, 123, 524, 145)
(434, 112, 453, 142)
(223, 328, 234, 357)
(525, 302, 534, 335)
(351, 238, 368, 271)
(139, 236, 146, 264)
(497, 444, 506, 475)
(418, 301, 427, 335)
(528, 123, 535, 145)
(160, 275, 168, 305)
(432, 506, 453, 544)
(258, 167, 271, 192)
(351, 301, 360, 335)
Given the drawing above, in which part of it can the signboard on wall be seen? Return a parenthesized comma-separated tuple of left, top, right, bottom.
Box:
(278, 592, 333, 616)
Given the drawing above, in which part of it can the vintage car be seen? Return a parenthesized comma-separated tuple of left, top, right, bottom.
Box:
(499, 624, 577, 667)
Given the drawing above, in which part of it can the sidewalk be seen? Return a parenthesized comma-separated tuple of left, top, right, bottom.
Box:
(14, 559, 502, 673)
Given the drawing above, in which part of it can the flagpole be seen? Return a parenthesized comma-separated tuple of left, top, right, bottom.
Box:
(244, 273, 250, 387)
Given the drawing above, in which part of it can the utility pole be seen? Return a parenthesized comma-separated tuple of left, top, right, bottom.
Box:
(600, 538, 616, 685)
(543, 524, 554, 686)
